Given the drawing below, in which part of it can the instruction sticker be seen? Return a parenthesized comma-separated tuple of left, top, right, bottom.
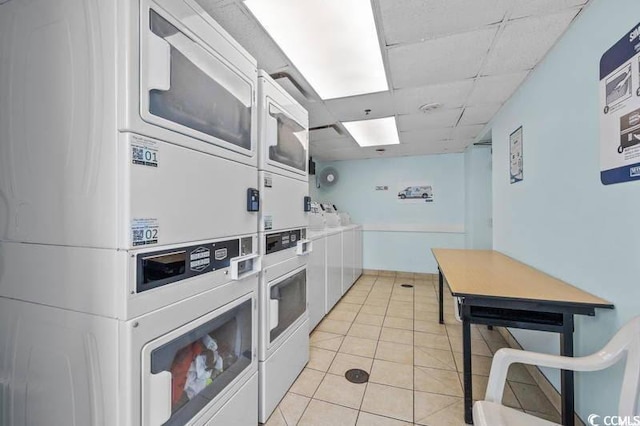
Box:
(600, 22, 640, 185)
(264, 215, 273, 231)
(264, 173, 273, 188)
(131, 136, 159, 168)
(131, 218, 159, 246)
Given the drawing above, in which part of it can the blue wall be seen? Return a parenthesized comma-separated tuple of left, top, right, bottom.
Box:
(313, 154, 466, 273)
(464, 146, 493, 249)
(487, 0, 640, 418)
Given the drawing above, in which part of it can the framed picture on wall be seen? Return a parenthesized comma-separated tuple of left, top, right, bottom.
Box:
(510, 126, 524, 184)
(397, 182, 434, 203)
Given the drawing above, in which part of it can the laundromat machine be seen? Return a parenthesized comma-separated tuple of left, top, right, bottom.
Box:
(256, 71, 311, 423)
(0, 1, 263, 425)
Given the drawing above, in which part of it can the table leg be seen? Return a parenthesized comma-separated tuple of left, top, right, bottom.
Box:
(438, 268, 444, 325)
(462, 303, 473, 424)
(560, 314, 575, 426)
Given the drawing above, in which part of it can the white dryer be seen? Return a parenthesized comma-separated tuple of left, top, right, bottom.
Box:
(0, 0, 260, 250)
(0, 0, 262, 315)
(258, 228, 311, 423)
(257, 71, 310, 234)
(0, 272, 259, 426)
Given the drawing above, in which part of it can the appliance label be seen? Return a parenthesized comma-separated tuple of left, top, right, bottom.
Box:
(264, 173, 273, 188)
(264, 215, 273, 230)
(214, 248, 228, 261)
(131, 218, 159, 246)
(189, 247, 211, 272)
(131, 136, 159, 168)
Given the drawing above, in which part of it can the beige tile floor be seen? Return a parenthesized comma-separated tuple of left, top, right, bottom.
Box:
(265, 273, 562, 426)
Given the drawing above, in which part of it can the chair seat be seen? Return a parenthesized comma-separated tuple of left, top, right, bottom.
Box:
(473, 401, 559, 426)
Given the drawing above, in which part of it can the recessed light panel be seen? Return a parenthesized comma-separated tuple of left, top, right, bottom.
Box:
(343, 117, 400, 147)
(245, 0, 388, 99)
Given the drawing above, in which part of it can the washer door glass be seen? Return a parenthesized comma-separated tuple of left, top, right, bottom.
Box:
(269, 268, 307, 343)
(150, 298, 252, 426)
(268, 105, 307, 172)
(145, 9, 252, 150)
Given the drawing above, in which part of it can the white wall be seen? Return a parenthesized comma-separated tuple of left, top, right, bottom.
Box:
(488, 0, 640, 418)
(312, 154, 465, 273)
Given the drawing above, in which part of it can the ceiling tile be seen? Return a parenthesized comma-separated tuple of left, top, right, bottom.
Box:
(309, 126, 343, 142)
(393, 80, 475, 114)
(388, 27, 498, 89)
(198, 2, 289, 71)
(310, 136, 357, 150)
(379, 0, 509, 45)
(450, 139, 476, 150)
(397, 109, 463, 131)
(467, 72, 529, 104)
(324, 91, 395, 122)
(453, 125, 485, 140)
(509, 0, 587, 19)
(305, 102, 336, 127)
(400, 128, 452, 144)
(459, 104, 502, 126)
(482, 10, 579, 75)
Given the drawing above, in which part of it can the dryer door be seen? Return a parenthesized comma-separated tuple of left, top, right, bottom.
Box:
(265, 103, 308, 176)
(267, 266, 307, 347)
(141, 296, 253, 426)
(140, 2, 254, 155)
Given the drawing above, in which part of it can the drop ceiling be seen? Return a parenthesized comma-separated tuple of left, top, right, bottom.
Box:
(197, 0, 588, 161)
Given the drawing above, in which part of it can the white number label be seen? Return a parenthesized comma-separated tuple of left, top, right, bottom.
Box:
(131, 137, 159, 168)
(132, 218, 159, 246)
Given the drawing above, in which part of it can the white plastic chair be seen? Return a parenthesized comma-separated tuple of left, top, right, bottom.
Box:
(473, 316, 640, 425)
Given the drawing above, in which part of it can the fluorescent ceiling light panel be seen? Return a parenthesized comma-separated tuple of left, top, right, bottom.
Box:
(244, 0, 388, 99)
(343, 117, 400, 147)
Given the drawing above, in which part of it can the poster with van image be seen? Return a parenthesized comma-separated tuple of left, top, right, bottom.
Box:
(510, 126, 523, 184)
(397, 183, 434, 203)
(600, 21, 640, 185)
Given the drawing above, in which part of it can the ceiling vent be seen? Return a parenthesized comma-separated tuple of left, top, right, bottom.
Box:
(419, 102, 443, 113)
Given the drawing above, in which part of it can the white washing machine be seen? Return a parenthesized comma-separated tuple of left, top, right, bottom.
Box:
(0, 0, 260, 250)
(354, 225, 364, 280)
(308, 230, 328, 330)
(258, 228, 311, 423)
(341, 226, 356, 294)
(325, 228, 343, 312)
(0, 273, 259, 426)
(257, 71, 310, 234)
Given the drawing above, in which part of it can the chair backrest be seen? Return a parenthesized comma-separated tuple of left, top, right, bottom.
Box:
(616, 317, 640, 416)
(599, 316, 640, 416)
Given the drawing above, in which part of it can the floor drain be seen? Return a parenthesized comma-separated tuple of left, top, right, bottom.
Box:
(345, 369, 369, 384)
(401, 284, 414, 288)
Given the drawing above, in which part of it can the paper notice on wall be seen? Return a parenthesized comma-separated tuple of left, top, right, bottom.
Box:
(600, 22, 640, 185)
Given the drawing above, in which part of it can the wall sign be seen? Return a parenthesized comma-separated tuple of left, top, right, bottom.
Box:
(397, 183, 434, 203)
(510, 126, 523, 184)
(600, 22, 640, 185)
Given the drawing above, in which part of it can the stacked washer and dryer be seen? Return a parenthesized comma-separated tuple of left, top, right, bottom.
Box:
(0, 1, 265, 425)
(256, 71, 311, 423)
